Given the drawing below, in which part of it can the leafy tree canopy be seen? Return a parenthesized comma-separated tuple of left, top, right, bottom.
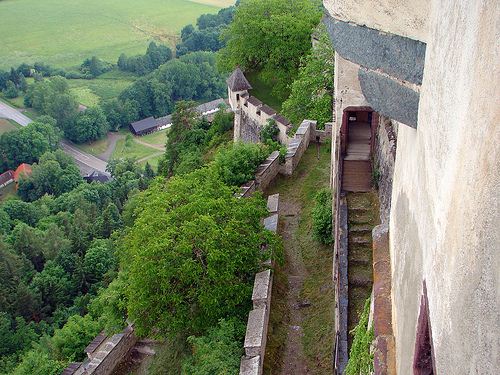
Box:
(218, 0, 322, 99)
(281, 25, 334, 129)
(123, 167, 281, 337)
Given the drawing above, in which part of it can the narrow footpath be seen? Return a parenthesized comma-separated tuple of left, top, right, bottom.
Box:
(264, 146, 334, 375)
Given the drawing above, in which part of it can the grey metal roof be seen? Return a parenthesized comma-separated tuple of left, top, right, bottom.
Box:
(156, 114, 172, 126)
(226, 67, 252, 92)
(130, 116, 157, 133)
(195, 98, 225, 114)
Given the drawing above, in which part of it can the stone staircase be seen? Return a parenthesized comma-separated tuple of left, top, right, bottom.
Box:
(346, 192, 377, 348)
(342, 121, 372, 192)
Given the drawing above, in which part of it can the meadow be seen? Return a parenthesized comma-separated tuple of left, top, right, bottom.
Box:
(0, 0, 234, 70)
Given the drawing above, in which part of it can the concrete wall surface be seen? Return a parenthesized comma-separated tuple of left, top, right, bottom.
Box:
(323, 0, 429, 42)
(389, 0, 500, 373)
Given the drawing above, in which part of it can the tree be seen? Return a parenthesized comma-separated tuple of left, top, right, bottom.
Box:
(281, 25, 334, 129)
(123, 168, 281, 337)
(182, 319, 244, 374)
(99, 203, 122, 238)
(51, 314, 101, 362)
(3, 80, 18, 98)
(80, 56, 111, 78)
(9, 223, 45, 272)
(83, 239, 116, 284)
(11, 349, 64, 375)
(29, 261, 74, 317)
(0, 117, 61, 172)
(17, 150, 82, 201)
(65, 106, 109, 143)
(212, 142, 268, 186)
(218, 0, 322, 99)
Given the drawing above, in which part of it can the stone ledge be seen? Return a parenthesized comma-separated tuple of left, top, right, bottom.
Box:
(240, 355, 261, 375)
(244, 307, 267, 357)
(264, 214, 278, 233)
(252, 269, 272, 309)
(266, 193, 279, 214)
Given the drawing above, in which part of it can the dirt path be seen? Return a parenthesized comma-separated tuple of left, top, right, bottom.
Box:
(134, 138, 166, 151)
(99, 132, 124, 161)
(137, 152, 164, 163)
(264, 146, 334, 375)
(278, 198, 310, 374)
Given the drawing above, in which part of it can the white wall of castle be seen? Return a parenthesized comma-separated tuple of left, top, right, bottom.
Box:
(389, 0, 499, 373)
(324, 0, 429, 42)
(327, 0, 500, 373)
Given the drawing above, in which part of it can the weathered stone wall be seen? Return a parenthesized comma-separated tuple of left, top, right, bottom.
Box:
(374, 116, 397, 224)
(239, 111, 262, 143)
(254, 151, 280, 191)
(280, 120, 313, 176)
(70, 326, 137, 375)
(240, 194, 279, 375)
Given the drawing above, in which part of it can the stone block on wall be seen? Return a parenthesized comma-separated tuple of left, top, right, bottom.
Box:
(244, 307, 268, 357)
(266, 193, 279, 213)
(252, 269, 272, 309)
(240, 355, 261, 375)
(264, 214, 278, 233)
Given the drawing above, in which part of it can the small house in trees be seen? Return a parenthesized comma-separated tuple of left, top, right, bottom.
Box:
(13, 163, 32, 189)
(0, 170, 14, 188)
(226, 67, 252, 110)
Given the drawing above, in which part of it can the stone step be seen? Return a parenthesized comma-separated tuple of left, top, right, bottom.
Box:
(349, 235, 371, 245)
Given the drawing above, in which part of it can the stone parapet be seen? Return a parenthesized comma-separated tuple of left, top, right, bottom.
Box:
(240, 194, 280, 375)
(280, 120, 314, 176)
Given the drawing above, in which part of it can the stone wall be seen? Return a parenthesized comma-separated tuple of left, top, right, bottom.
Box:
(240, 194, 279, 375)
(280, 120, 313, 176)
(65, 326, 137, 375)
(240, 111, 262, 143)
(374, 116, 397, 224)
(255, 151, 280, 191)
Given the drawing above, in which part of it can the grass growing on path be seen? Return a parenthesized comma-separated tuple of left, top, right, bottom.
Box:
(0, 0, 234, 70)
(264, 145, 334, 375)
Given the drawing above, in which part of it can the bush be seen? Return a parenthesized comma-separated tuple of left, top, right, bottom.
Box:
(345, 298, 374, 375)
(312, 188, 333, 244)
(213, 142, 269, 186)
(260, 119, 279, 143)
(181, 319, 244, 375)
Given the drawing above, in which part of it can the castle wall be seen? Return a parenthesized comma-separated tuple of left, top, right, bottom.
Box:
(325, 0, 499, 373)
(323, 0, 429, 43)
(389, 1, 500, 373)
(374, 116, 397, 224)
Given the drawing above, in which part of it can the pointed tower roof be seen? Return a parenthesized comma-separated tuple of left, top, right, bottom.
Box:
(226, 67, 252, 92)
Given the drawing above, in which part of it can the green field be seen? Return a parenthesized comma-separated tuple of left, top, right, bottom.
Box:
(0, 118, 21, 135)
(68, 70, 138, 106)
(0, 0, 234, 70)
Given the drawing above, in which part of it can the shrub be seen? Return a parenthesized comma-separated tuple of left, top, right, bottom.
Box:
(312, 188, 333, 244)
(345, 298, 374, 375)
(181, 319, 244, 374)
(213, 142, 269, 186)
(260, 119, 279, 143)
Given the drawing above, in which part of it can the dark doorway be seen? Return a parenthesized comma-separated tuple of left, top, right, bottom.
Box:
(413, 281, 436, 375)
(341, 107, 376, 192)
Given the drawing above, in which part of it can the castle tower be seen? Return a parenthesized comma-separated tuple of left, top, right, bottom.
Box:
(226, 67, 252, 111)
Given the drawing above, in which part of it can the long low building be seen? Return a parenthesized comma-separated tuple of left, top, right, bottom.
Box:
(130, 99, 227, 136)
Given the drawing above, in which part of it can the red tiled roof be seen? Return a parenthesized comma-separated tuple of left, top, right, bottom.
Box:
(14, 163, 32, 181)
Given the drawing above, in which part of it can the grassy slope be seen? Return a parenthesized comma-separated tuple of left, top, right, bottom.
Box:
(68, 70, 138, 106)
(0, 118, 22, 135)
(0, 0, 234, 70)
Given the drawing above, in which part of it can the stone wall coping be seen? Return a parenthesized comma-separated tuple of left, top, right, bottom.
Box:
(264, 214, 278, 233)
(252, 269, 272, 308)
(266, 193, 279, 213)
(240, 355, 261, 375)
(244, 307, 267, 356)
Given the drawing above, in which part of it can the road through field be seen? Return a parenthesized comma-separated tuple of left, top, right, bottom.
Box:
(0, 99, 109, 175)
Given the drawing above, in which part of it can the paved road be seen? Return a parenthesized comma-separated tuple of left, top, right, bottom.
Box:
(0, 99, 109, 175)
(0, 100, 32, 126)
